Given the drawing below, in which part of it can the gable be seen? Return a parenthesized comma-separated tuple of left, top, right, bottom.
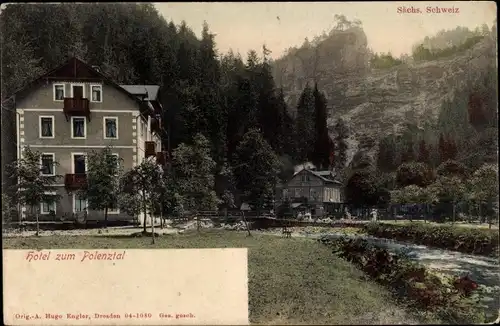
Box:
(11, 57, 147, 112)
(289, 169, 323, 184)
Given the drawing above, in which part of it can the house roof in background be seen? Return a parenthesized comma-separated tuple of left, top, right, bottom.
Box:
(120, 85, 160, 101)
(292, 168, 342, 185)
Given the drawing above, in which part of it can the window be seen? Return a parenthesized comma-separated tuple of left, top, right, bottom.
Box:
(39, 116, 54, 138)
(91, 85, 102, 102)
(71, 117, 86, 139)
(40, 154, 55, 176)
(73, 195, 88, 213)
(41, 198, 56, 215)
(103, 117, 118, 139)
(140, 120, 145, 137)
(71, 84, 85, 99)
(295, 188, 302, 198)
(72, 154, 87, 174)
(53, 84, 65, 101)
(310, 188, 318, 201)
(282, 189, 289, 200)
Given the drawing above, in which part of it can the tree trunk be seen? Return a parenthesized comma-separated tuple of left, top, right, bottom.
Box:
(467, 202, 472, 223)
(197, 212, 200, 233)
(160, 206, 164, 229)
(142, 193, 148, 234)
(487, 200, 493, 229)
(151, 210, 156, 244)
(241, 211, 252, 237)
(104, 207, 108, 229)
(452, 201, 456, 225)
(34, 205, 40, 237)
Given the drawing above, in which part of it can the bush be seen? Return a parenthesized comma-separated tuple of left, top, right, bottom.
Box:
(319, 236, 486, 324)
(363, 222, 498, 256)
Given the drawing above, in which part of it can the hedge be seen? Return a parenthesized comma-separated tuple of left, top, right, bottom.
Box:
(362, 222, 499, 257)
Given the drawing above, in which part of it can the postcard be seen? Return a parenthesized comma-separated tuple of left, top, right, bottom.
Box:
(2, 1, 498, 325)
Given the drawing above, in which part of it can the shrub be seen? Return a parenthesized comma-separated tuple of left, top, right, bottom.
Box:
(363, 222, 498, 256)
(319, 236, 486, 324)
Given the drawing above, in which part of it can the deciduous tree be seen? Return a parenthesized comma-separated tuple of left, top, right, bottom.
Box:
(120, 158, 164, 243)
(79, 147, 121, 229)
(172, 133, 219, 232)
(8, 146, 61, 236)
(233, 129, 281, 214)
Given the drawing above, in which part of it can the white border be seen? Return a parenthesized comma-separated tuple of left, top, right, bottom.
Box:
(53, 83, 65, 102)
(39, 115, 55, 139)
(40, 153, 56, 176)
(103, 116, 119, 139)
(71, 116, 87, 139)
(90, 84, 103, 103)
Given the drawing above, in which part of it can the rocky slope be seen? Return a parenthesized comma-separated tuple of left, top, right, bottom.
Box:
(273, 28, 497, 164)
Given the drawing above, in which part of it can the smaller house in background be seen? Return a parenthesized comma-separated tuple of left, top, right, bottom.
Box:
(275, 168, 344, 218)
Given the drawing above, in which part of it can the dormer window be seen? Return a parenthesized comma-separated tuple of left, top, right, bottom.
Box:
(54, 84, 65, 101)
(91, 85, 102, 102)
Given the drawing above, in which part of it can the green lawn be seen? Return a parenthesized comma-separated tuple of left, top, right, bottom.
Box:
(3, 230, 433, 325)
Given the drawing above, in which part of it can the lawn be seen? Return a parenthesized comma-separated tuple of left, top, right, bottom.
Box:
(3, 230, 432, 325)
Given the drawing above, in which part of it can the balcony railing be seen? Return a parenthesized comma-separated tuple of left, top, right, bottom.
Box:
(64, 173, 87, 189)
(145, 141, 156, 158)
(63, 98, 90, 121)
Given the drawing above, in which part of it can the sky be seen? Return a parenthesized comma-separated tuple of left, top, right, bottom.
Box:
(155, 1, 497, 59)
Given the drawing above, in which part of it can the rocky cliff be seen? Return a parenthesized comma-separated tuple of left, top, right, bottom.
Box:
(273, 28, 497, 164)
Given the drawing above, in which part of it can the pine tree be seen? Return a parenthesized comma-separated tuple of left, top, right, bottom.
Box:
(312, 83, 332, 170)
(333, 118, 349, 172)
(377, 135, 398, 172)
(438, 133, 447, 163)
(417, 139, 430, 164)
(401, 139, 415, 163)
(295, 84, 315, 163)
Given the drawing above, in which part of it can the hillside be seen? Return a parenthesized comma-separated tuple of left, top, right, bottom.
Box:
(272, 25, 497, 164)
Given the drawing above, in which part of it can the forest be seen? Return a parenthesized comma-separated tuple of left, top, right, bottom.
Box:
(1, 3, 339, 211)
(1, 3, 498, 219)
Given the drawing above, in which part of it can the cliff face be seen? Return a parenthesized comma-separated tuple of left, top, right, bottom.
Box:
(273, 29, 497, 164)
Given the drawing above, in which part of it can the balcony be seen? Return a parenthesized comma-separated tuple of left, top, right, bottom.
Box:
(156, 151, 168, 165)
(145, 141, 156, 158)
(64, 173, 87, 189)
(63, 98, 90, 121)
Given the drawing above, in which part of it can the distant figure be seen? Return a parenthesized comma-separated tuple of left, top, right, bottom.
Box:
(371, 209, 378, 221)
